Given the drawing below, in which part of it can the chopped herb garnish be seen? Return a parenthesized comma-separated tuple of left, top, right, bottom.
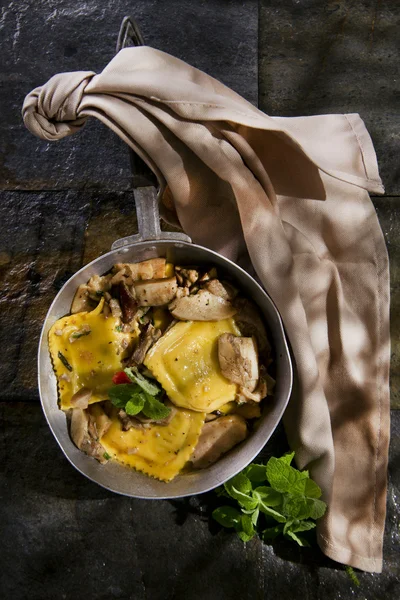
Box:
(95, 290, 104, 297)
(115, 325, 123, 332)
(103, 452, 112, 460)
(71, 329, 91, 339)
(58, 351, 72, 371)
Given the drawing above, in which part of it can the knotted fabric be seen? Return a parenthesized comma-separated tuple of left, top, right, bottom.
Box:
(22, 47, 390, 573)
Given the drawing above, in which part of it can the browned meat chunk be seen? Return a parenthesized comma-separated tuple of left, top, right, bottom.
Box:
(191, 415, 248, 469)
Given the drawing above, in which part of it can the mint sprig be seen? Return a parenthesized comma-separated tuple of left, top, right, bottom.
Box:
(212, 452, 326, 547)
(108, 369, 170, 421)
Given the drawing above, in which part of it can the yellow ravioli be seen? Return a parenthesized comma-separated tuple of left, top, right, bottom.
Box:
(49, 299, 134, 410)
(101, 407, 205, 481)
(144, 319, 240, 413)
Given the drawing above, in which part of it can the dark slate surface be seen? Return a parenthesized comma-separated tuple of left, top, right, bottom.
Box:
(259, 0, 400, 195)
(0, 404, 399, 600)
(0, 0, 399, 598)
(0, 0, 258, 191)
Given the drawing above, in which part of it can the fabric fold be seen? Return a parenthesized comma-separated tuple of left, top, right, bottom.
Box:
(22, 45, 390, 573)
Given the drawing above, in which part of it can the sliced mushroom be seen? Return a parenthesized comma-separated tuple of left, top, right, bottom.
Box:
(70, 408, 89, 448)
(119, 282, 138, 323)
(218, 334, 259, 391)
(88, 403, 112, 438)
(70, 387, 92, 409)
(235, 402, 262, 419)
(70, 408, 107, 463)
(190, 415, 248, 469)
(118, 409, 146, 431)
(203, 279, 237, 301)
(133, 277, 178, 307)
(129, 322, 162, 365)
(233, 297, 271, 356)
(109, 297, 123, 319)
(169, 290, 236, 321)
(71, 284, 94, 313)
(236, 369, 269, 403)
(115, 258, 166, 281)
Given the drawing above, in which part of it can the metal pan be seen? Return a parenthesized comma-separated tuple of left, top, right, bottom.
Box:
(37, 17, 293, 499)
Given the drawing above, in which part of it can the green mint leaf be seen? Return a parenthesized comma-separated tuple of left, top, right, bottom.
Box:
(251, 507, 260, 526)
(257, 501, 286, 523)
(282, 496, 310, 520)
(231, 487, 258, 511)
(289, 477, 322, 498)
(224, 474, 257, 510)
(266, 456, 308, 493)
(280, 451, 295, 465)
(108, 383, 138, 408)
(244, 464, 268, 483)
(281, 495, 326, 521)
(142, 394, 171, 420)
(215, 485, 230, 498)
(236, 514, 256, 542)
(306, 497, 327, 520)
(262, 524, 284, 541)
(227, 473, 252, 495)
(124, 367, 160, 396)
(212, 506, 241, 529)
(286, 520, 316, 534)
(253, 486, 282, 507)
(285, 530, 310, 547)
(125, 393, 146, 416)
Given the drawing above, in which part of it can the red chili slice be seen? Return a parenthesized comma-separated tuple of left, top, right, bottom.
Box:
(112, 371, 131, 385)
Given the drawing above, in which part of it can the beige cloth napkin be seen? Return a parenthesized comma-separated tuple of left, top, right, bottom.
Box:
(22, 47, 390, 573)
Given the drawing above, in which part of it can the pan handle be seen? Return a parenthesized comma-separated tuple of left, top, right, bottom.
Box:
(111, 16, 191, 250)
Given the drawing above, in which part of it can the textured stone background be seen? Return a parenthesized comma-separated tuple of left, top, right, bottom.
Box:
(0, 1, 399, 599)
